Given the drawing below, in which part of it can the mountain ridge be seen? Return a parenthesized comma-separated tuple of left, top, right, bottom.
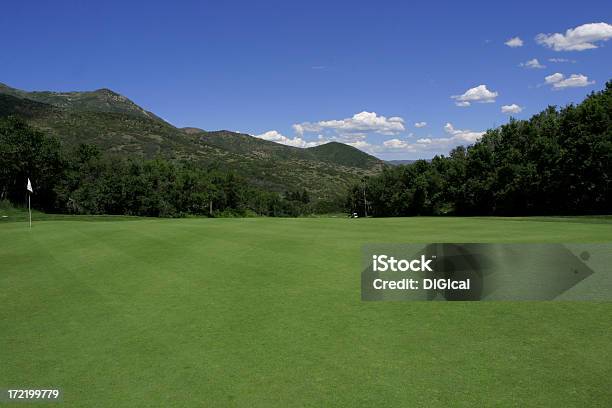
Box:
(0, 82, 163, 121)
(0, 83, 385, 201)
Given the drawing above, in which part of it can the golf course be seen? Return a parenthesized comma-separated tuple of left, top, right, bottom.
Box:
(1, 216, 611, 407)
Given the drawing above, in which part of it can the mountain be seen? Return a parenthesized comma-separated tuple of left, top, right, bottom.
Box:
(0, 83, 385, 200)
(387, 160, 419, 166)
(0, 83, 161, 120)
(308, 142, 382, 169)
(186, 129, 379, 170)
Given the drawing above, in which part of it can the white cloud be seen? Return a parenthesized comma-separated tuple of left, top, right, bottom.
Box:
(292, 123, 305, 136)
(548, 58, 576, 63)
(536, 22, 612, 51)
(255, 116, 487, 158)
(381, 123, 484, 154)
(254, 130, 322, 148)
(544, 73, 565, 84)
(501, 104, 523, 114)
(520, 58, 546, 69)
(383, 138, 413, 150)
(505, 37, 524, 47)
(451, 85, 498, 106)
(544, 73, 594, 89)
(294, 111, 405, 136)
(414, 121, 427, 128)
(443, 123, 485, 143)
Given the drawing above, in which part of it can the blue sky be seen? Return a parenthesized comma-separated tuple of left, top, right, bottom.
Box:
(1, 1, 610, 159)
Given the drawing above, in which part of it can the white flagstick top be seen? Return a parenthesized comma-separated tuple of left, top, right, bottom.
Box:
(26, 178, 33, 229)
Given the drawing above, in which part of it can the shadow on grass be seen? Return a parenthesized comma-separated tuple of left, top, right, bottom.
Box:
(0, 205, 145, 223)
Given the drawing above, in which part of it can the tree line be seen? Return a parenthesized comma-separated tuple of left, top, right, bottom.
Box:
(2, 82, 610, 218)
(0, 116, 318, 217)
(347, 81, 611, 216)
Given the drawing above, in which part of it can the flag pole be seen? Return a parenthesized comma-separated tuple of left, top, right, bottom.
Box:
(26, 178, 33, 229)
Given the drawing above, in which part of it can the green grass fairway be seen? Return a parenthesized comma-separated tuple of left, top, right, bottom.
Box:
(1, 217, 611, 407)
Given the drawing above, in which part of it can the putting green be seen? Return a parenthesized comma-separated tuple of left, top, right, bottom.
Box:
(1, 217, 611, 407)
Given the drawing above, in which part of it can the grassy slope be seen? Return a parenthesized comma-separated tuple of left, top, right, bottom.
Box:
(1, 217, 611, 407)
(0, 88, 384, 200)
(0, 83, 160, 120)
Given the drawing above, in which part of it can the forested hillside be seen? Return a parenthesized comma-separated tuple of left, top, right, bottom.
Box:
(2, 81, 610, 218)
(347, 81, 611, 216)
(0, 116, 338, 217)
(0, 83, 383, 205)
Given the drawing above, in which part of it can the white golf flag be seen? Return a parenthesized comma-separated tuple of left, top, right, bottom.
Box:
(26, 178, 33, 193)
